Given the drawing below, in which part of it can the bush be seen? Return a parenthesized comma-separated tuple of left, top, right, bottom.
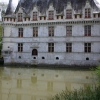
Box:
(95, 66, 100, 86)
(50, 67, 100, 100)
(0, 25, 2, 56)
(50, 86, 100, 100)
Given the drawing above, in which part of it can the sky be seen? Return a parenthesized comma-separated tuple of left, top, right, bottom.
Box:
(0, 0, 18, 6)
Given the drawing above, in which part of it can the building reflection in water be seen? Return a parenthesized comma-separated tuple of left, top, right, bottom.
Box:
(0, 67, 96, 100)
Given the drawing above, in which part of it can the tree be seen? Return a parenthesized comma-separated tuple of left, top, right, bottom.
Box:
(0, 25, 2, 56)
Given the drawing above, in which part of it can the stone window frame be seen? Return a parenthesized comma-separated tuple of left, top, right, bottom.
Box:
(85, 8, 91, 18)
(18, 28, 23, 37)
(33, 27, 38, 37)
(66, 26, 72, 36)
(18, 43, 23, 52)
(66, 9, 72, 19)
(66, 43, 72, 53)
(33, 12, 38, 21)
(48, 43, 54, 52)
(84, 25, 91, 36)
(18, 13, 23, 22)
(48, 11, 54, 20)
(48, 26, 54, 37)
(84, 43, 91, 53)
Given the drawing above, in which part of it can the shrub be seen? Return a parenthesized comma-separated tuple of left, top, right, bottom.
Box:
(50, 86, 100, 100)
(95, 66, 100, 86)
(50, 66, 100, 100)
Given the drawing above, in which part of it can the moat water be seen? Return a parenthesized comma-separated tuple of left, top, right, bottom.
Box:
(0, 66, 97, 100)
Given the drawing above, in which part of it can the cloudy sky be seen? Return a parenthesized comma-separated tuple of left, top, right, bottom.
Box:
(0, 0, 18, 6)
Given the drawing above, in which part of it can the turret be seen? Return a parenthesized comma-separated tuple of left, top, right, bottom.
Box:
(5, 0, 13, 15)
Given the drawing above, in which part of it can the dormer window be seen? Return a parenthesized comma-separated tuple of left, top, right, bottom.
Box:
(18, 13, 23, 22)
(33, 12, 37, 21)
(66, 9, 72, 19)
(48, 11, 54, 20)
(85, 8, 91, 18)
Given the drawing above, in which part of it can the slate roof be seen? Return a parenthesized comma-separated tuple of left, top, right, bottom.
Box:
(5, 0, 13, 15)
(6, 0, 99, 15)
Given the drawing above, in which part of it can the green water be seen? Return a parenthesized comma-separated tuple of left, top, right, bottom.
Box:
(0, 66, 97, 100)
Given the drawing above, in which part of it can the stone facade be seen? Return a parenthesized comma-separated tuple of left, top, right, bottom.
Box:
(1, 0, 100, 66)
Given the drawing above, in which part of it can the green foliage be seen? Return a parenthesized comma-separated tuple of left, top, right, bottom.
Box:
(95, 66, 100, 86)
(51, 67, 100, 100)
(0, 25, 2, 56)
(0, 25, 2, 41)
(51, 86, 100, 100)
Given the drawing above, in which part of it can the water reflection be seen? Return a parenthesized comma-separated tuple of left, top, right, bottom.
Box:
(0, 67, 96, 100)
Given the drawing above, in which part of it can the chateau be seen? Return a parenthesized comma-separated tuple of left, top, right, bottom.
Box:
(1, 0, 100, 66)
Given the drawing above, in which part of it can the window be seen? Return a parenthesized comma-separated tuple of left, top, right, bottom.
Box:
(33, 27, 38, 37)
(31, 77, 37, 84)
(66, 9, 72, 19)
(98, 13, 100, 18)
(85, 8, 91, 18)
(17, 79, 22, 88)
(42, 57, 45, 59)
(84, 25, 91, 36)
(32, 49, 38, 56)
(56, 57, 59, 60)
(17, 94, 21, 100)
(48, 26, 54, 37)
(48, 43, 54, 52)
(47, 81, 53, 91)
(18, 43, 23, 52)
(18, 13, 23, 22)
(33, 12, 37, 21)
(48, 11, 54, 20)
(84, 43, 91, 53)
(18, 28, 23, 37)
(66, 43, 72, 52)
(94, 14, 96, 18)
(66, 26, 72, 36)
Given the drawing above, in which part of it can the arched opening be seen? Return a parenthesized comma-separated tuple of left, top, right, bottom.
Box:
(32, 49, 38, 56)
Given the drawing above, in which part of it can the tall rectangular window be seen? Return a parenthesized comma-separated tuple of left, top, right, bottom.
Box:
(48, 11, 54, 20)
(17, 94, 21, 100)
(18, 43, 23, 52)
(47, 81, 53, 91)
(85, 8, 91, 18)
(84, 43, 91, 53)
(18, 13, 23, 22)
(66, 9, 72, 19)
(66, 43, 72, 52)
(33, 27, 38, 37)
(48, 26, 54, 37)
(17, 79, 22, 88)
(84, 25, 91, 36)
(18, 28, 23, 37)
(33, 12, 37, 21)
(48, 43, 54, 52)
(98, 13, 100, 18)
(66, 26, 72, 36)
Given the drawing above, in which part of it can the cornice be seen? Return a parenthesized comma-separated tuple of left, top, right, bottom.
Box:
(2, 19, 100, 26)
